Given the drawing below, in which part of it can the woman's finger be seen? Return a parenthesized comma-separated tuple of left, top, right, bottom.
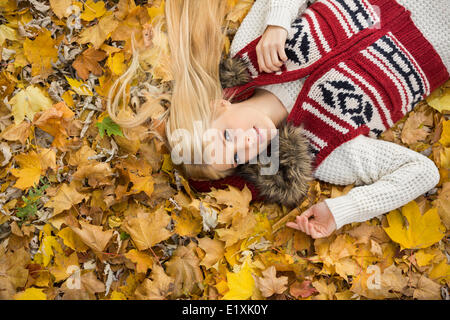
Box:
(270, 47, 283, 70)
(262, 45, 277, 72)
(286, 221, 301, 230)
(256, 44, 267, 73)
(278, 45, 288, 62)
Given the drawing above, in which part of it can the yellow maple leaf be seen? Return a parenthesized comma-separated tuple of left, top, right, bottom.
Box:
(34, 224, 64, 267)
(124, 249, 153, 274)
(106, 52, 126, 75)
(110, 291, 127, 300)
(147, 0, 165, 24)
(383, 201, 446, 250)
(426, 82, 450, 113)
(49, 0, 72, 19)
(439, 120, 450, 147)
(10, 85, 53, 124)
(10, 151, 42, 190)
(78, 12, 119, 49)
(226, 0, 254, 23)
(49, 251, 79, 282)
(57, 227, 89, 252)
(80, 0, 107, 22)
(65, 76, 93, 96)
(440, 147, 450, 169)
(222, 260, 255, 300)
(13, 287, 47, 300)
(0, 24, 18, 46)
(23, 29, 58, 78)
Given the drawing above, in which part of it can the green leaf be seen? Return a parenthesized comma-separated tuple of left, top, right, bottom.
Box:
(96, 116, 124, 138)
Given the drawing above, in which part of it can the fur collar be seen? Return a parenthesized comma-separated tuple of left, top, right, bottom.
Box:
(220, 56, 313, 209)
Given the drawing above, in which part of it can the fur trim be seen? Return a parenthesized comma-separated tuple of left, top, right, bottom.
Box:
(219, 55, 251, 88)
(237, 121, 313, 209)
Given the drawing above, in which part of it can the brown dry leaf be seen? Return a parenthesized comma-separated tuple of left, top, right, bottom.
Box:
(122, 206, 173, 251)
(289, 280, 318, 299)
(0, 121, 31, 144)
(72, 162, 114, 188)
(197, 237, 225, 269)
(401, 110, 433, 145)
(172, 208, 202, 237)
(49, 0, 72, 19)
(72, 47, 107, 81)
(165, 242, 204, 298)
(70, 220, 114, 253)
(412, 275, 442, 300)
(125, 249, 153, 274)
(45, 183, 88, 217)
(135, 265, 174, 300)
(33, 102, 75, 149)
(256, 266, 288, 297)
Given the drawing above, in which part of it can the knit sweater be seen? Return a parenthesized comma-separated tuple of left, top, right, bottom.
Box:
(191, 0, 448, 229)
(231, 0, 450, 113)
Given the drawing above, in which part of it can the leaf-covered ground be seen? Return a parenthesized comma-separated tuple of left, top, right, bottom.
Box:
(0, 0, 449, 300)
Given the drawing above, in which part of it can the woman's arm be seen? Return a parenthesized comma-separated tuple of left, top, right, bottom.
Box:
(314, 135, 440, 230)
(265, 0, 309, 36)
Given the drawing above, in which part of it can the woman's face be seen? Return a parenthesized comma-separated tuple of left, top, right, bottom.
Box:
(208, 99, 277, 171)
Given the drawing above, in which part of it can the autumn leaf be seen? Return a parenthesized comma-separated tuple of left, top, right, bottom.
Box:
(78, 13, 120, 49)
(135, 265, 174, 300)
(80, 0, 107, 21)
(256, 266, 288, 297)
(96, 116, 124, 138)
(383, 200, 446, 250)
(122, 206, 173, 251)
(10, 151, 42, 190)
(14, 287, 47, 300)
(44, 183, 88, 217)
(49, 0, 72, 19)
(165, 242, 204, 298)
(426, 81, 450, 113)
(198, 237, 225, 269)
(70, 220, 114, 253)
(10, 85, 53, 124)
(72, 47, 107, 81)
(125, 249, 153, 274)
(57, 227, 89, 252)
(401, 110, 433, 145)
(0, 24, 18, 46)
(23, 30, 58, 79)
(222, 260, 255, 300)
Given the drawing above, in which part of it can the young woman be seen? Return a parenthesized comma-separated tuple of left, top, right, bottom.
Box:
(107, 0, 450, 239)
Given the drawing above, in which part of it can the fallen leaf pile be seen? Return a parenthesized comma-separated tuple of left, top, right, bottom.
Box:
(0, 0, 449, 300)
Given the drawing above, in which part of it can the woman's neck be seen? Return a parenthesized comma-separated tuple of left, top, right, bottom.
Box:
(237, 88, 289, 128)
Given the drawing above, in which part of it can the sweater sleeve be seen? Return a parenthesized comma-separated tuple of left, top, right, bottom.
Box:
(313, 135, 440, 230)
(265, 0, 309, 37)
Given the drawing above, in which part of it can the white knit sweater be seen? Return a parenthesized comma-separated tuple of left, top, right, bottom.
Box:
(229, 0, 445, 229)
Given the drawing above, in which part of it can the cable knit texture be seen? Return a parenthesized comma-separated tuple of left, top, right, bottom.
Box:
(317, 135, 440, 229)
(225, 0, 444, 228)
(231, 0, 450, 114)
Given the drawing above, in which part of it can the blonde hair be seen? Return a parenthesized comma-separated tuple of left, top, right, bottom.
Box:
(107, 0, 236, 181)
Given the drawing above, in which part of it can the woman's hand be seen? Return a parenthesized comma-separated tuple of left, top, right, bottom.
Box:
(256, 25, 289, 73)
(286, 201, 337, 239)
